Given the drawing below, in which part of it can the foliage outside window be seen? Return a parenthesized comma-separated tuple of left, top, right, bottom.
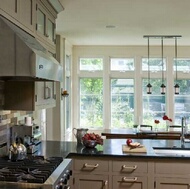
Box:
(111, 79, 134, 128)
(80, 78, 103, 128)
(142, 58, 166, 72)
(142, 79, 166, 129)
(173, 59, 190, 72)
(174, 80, 190, 126)
(110, 58, 135, 71)
(80, 58, 103, 71)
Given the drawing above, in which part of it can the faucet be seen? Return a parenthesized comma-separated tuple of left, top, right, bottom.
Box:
(181, 117, 186, 147)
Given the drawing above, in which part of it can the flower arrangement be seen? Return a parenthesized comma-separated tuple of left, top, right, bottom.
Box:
(154, 119, 160, 124)
(154, 114, 172, 131)
(162, 115, 172, 122)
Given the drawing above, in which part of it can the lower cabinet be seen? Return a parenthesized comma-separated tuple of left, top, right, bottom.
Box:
(113, 175, 147, 189)
(155, 178, 190, 189)
(71, 157, 190, 189)
(74, 174, 109, 189)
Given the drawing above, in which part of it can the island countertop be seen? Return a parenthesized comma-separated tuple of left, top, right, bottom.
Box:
(37, 139, 190, 159)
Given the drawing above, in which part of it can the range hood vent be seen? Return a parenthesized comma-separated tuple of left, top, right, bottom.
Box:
(0, 16, 63, 82)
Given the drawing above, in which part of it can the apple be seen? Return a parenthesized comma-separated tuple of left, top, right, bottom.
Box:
(126, 139, 133, 146)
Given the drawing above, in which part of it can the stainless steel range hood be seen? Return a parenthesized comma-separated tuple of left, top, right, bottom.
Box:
(0, 16, 63, 82)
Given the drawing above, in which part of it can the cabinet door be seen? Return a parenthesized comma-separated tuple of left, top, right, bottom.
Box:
(19, 0, 35, 32)
(113, 175, 147, 189)
(36, 2, 56, 46)
(155, 178, 190, 189)
(0, 0, 19, 19)
(35, 81, 56, 109)
(74, 174, 109, 189)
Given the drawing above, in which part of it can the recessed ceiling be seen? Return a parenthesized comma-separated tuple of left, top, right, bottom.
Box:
(57, 0, 190, 46)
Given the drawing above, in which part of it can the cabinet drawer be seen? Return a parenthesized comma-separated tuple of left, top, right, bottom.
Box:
(112, 175, 147, 189)
(155, 162, 190, 175)
(74, 159, 109, 172)
(112, 161, 148, 174)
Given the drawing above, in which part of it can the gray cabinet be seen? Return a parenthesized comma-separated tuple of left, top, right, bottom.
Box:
(4, 81, 56, 111)
(74, 174, 109, 189)
(36, 0, 57, 54)
(155, 178, 190, 189)
(112, 176, 147, 189)
(72, 158, 109, 189)
(154, 160, 190, 189)
(0, 0, 35, 33)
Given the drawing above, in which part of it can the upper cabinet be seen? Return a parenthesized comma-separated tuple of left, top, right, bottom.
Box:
(0, 0, 36, 33)
(0, 0, 64, 54)
(36, 0, 56, 53)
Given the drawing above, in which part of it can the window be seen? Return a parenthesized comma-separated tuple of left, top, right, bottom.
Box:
(80, 58, 103, 71)
(65, 55, 71, 131)
(76, 51, 190, 131)
(80, 78, 103, 128)
(142, 58, 166, 72)
(174, 79, 190, 125)
(142, 79, 166, 128)
(110, 58, 134, 71)
(111, 79, 134, 128)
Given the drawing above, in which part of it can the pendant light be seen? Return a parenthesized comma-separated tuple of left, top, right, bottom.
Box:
(174, 37, 180, 94)
(146, 37, 152, 94)
(160, 37, 166, 94)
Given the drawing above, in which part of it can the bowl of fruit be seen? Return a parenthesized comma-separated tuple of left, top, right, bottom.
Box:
(82, 133, 103, 148)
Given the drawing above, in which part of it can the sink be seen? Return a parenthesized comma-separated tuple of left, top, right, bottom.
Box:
(153, 147, 190, 156)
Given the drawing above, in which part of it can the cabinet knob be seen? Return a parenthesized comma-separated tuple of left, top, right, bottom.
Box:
(103, 180, 108, 189)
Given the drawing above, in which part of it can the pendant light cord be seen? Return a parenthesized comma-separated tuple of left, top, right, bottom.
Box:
(161, 37, 164, 84)
(175, 37, 178, 82)
(148, 37, 150, 83)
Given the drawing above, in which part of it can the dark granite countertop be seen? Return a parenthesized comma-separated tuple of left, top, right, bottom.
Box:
(36, 139, 190, 160)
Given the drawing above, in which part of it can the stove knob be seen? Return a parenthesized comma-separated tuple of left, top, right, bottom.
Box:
(65, 170, 71, 179)
(55, 183, 62, 189)
(60, 175, 67, 185)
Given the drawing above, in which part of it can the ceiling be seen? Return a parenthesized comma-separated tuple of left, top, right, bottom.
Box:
(57, 0, 190, 46)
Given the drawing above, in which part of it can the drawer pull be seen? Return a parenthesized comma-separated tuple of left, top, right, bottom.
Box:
(122, 165, 137, 170)
(83, 163, 99, 168)
(122, 177, 138, 182)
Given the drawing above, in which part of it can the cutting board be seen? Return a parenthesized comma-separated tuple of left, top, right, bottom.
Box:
(122, 144, 147, 153)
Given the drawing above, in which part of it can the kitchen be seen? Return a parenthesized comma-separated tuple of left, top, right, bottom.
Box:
(1, 0, 190, 189)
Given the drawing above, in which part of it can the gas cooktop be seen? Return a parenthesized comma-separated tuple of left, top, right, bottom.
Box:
(0, 156, 72, 189)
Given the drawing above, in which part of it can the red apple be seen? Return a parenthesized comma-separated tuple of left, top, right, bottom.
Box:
(126, 139, 133, 146)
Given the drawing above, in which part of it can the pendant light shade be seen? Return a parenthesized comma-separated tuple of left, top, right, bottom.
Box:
(160, 37, 166, 95)
(146, 37, 152, 94)
(174, 37, 180, 95)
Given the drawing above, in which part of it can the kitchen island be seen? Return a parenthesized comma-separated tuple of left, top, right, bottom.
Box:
(38, 139, 190, 189)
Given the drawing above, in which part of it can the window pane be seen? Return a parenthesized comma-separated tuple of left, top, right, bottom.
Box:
(111, 79, 134, 128)
(80, 58, 103, 71)
(174, 79, 190, 125)
(142, 58, 166, 72)
(110, 58, 134, 71)
(143, 79, 166, 129)
(173, 59, 190, 72)
(80, 78, 103, 128)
